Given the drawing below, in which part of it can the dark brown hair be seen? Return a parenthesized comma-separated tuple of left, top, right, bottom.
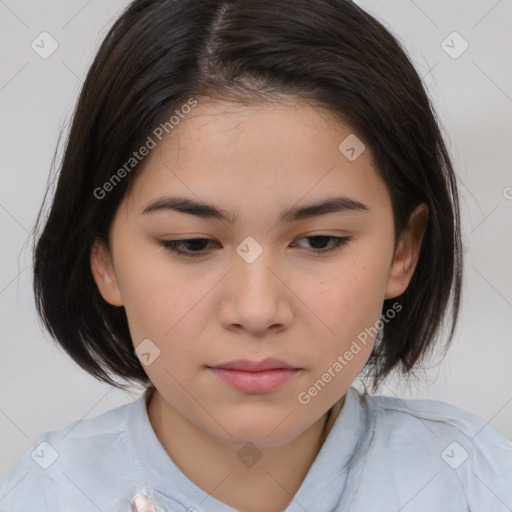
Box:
(32, 0, 463, 392)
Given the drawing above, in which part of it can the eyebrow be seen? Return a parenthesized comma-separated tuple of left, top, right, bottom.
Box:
(141, 195, 369, 224)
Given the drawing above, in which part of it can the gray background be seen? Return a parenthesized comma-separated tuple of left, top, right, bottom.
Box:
(0, 0, 511, 483)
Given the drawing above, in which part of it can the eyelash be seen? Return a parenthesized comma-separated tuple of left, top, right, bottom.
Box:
(161, 235, 351, 258)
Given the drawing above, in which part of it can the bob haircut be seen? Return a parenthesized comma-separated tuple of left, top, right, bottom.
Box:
(33, 0, 463, 392)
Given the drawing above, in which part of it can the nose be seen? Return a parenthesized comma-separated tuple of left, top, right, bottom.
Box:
(219, 252, 294, 335)
(131, 492, 157, 512)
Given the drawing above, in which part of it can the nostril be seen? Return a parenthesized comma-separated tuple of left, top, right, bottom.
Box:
(131, 492, 157, 512)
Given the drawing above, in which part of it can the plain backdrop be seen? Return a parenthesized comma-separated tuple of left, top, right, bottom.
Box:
(0, 0, 511, 484)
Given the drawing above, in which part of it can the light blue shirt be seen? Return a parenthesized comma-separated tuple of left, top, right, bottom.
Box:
(1, 386, 511, 511)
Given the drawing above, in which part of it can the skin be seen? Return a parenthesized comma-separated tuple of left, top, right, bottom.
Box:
(91, 97, 428, 512)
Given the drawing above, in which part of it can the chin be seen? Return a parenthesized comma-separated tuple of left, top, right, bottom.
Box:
(208, 414, 306, 449)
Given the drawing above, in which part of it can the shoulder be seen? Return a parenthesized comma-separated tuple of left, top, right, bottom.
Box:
(362, 392, 512, 510)
(368, 391, 512, 446)
(0, 395, 140, 511)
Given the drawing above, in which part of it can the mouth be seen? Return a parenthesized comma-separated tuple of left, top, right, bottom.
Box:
(206, 358, 301, 393)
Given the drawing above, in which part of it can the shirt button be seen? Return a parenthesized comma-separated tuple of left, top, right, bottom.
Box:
(131, 492, 157, 512)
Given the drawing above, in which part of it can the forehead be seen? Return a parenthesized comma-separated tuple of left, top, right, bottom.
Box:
(154, 98, 351, 161)
(121, 97, 388, 219)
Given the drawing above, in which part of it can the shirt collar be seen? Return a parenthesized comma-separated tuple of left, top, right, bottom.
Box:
(126, 386, 373, 512)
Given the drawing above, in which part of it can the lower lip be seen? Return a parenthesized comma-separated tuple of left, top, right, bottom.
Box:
(208, 368, 299, 393)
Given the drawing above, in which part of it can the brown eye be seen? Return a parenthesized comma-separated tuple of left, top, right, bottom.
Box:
(161, 238, 218, 257)
(292, 235, 351, 253)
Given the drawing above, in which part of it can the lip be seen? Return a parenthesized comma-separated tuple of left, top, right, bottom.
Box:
(208, 358, 298, 371)
(207, 358, 301, 393)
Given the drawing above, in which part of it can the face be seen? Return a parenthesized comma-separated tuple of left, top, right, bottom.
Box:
(91, 98, 426, 448)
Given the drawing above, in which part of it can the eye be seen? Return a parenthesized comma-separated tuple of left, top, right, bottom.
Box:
(161, 235, 351, 258)
(161, 238, 218, 258)
(291, 235, 351, 254)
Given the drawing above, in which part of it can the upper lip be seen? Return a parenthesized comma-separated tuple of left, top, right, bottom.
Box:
(208, 358, 298, 371)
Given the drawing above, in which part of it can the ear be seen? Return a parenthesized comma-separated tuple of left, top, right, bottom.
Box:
(385, 203, 429, 299)
(90, 239, 124, 306)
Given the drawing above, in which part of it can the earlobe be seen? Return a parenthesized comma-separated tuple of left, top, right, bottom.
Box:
(90, 239, 124, 306)
(385, 203, 429, 300)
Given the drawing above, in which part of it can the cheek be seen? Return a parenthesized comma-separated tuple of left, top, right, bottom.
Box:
(304, 261, 385, 334)
(294, 258, 388, 389)
(114, 248, 200, 344)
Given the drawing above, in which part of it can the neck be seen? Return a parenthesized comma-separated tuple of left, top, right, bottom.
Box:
(146, 388, 344, 512)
